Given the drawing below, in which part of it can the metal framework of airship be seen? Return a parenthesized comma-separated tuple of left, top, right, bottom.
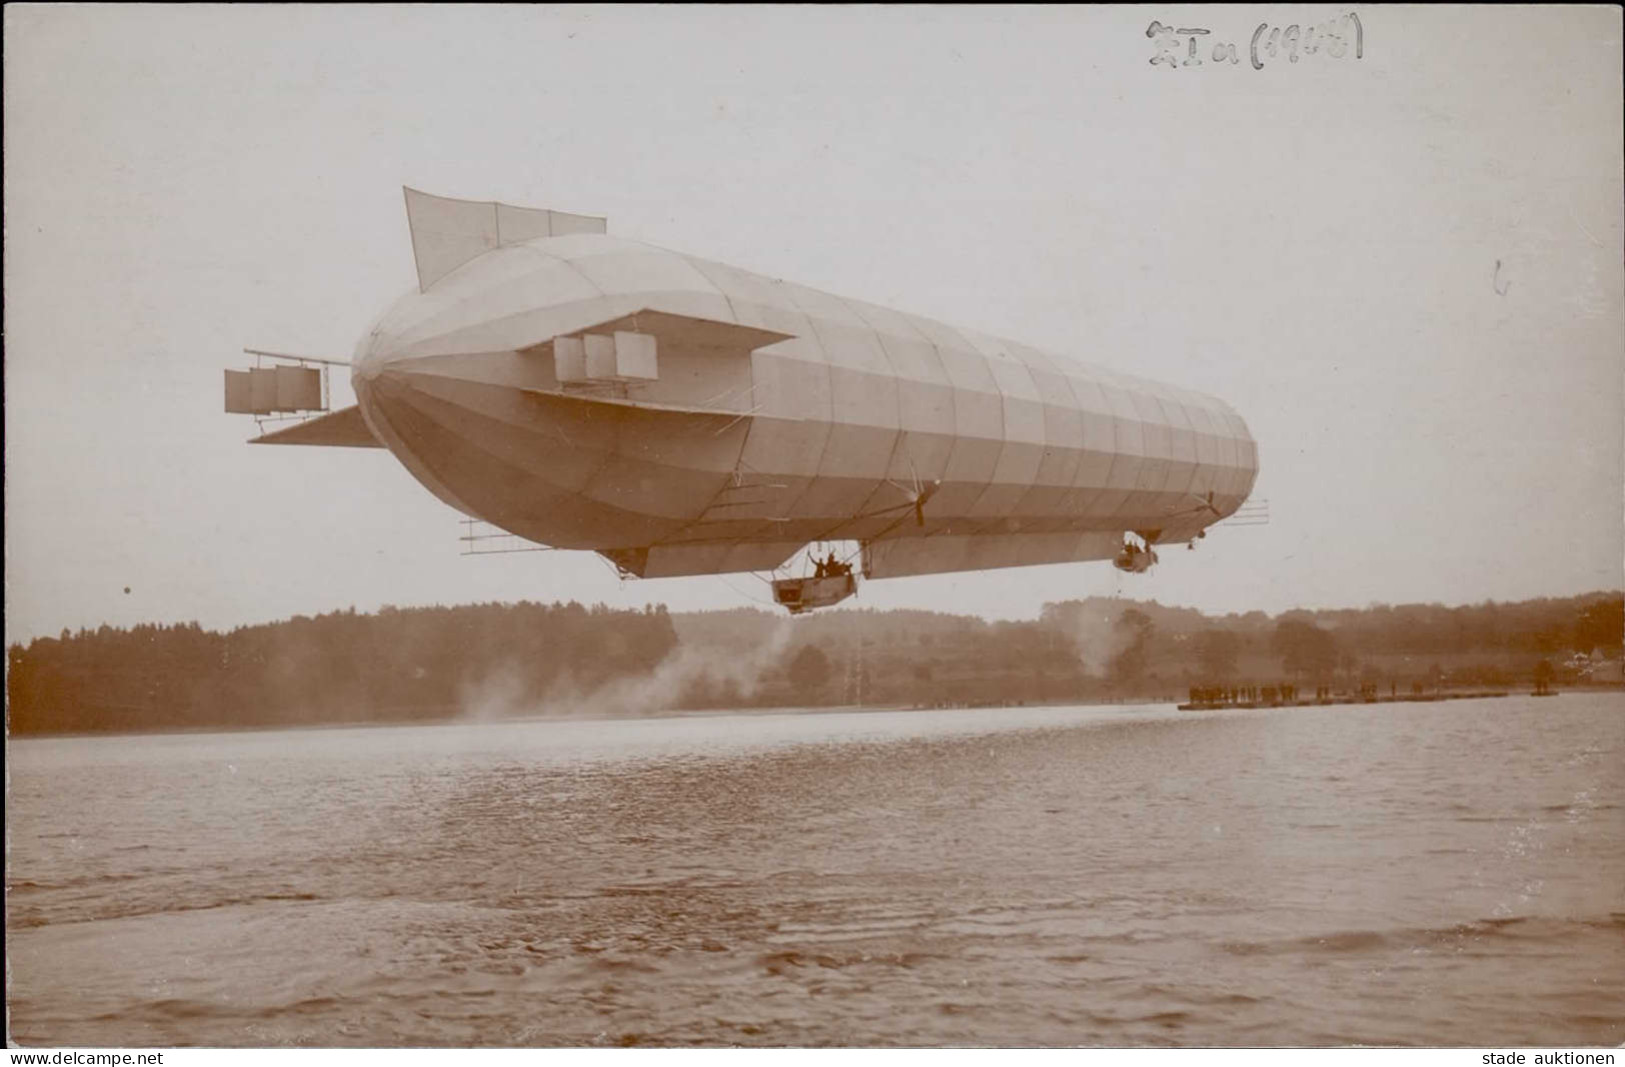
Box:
(226, 189, 1261, 613)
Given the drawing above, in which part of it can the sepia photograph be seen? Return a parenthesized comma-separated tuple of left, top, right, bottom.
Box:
(5, 4, 1623, 1052)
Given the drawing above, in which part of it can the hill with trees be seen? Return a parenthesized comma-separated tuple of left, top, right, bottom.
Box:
(8, 592, 1620, 735)
(7, 601, 677, 735)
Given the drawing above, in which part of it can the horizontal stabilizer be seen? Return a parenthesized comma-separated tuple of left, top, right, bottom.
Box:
(538, 310, 796, 386)
(250, 405, 383, 448)
(405, 187, 607, 292)
(567, 309, 795, 354)
(536, 305, 796, 360)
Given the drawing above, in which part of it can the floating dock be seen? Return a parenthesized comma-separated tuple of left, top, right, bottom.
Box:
(1178, 690, 1513, 711)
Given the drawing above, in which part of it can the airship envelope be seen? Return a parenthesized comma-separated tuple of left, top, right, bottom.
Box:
(233, 190, 1259, 610)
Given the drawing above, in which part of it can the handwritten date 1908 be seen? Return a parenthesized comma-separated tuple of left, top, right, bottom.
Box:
(1147, 13, 1364, 70)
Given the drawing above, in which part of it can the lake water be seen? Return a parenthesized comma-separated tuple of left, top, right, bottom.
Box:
(8, 695, 1624, 1047)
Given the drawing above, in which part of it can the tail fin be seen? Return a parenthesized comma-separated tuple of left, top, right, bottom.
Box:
(404, 187, 606, 291)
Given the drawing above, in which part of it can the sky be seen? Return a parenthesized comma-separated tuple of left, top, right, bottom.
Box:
(5, 5, 1622, 643)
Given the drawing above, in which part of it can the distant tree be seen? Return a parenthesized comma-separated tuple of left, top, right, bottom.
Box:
(787, 644, 832, 689)
(1195, 629, 1242, 681)
(1272, 620, 1338, 680)
(1575, 597, 1624, 653)
(1111, 609, 1155, 686)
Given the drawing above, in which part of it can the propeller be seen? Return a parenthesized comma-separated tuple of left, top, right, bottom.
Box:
(1165, 489, 1222, 519)
(880, 461, 941, 527)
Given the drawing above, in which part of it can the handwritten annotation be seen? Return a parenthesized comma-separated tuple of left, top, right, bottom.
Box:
(1147, 13, 1364, 70)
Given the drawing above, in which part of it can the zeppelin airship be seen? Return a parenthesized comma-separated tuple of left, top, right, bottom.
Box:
(227, 189, 1260, 613)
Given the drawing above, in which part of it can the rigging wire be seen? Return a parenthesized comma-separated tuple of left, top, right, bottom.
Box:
(720, 573, 778, 607)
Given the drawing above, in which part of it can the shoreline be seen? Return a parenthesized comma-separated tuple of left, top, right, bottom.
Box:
(1177, 689, 1515, 711)
(10, 686, 1621, 743)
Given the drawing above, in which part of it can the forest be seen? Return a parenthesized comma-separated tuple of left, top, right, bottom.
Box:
(7, 601, 678, 734)
(8, 592, 1620, 734)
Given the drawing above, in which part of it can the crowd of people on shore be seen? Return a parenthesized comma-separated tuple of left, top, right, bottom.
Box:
(1186, 684, 1301, 707)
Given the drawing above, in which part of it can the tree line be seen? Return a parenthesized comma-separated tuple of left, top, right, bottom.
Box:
(8, 592, 1619, 734)
(8, 601, 678, 735)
